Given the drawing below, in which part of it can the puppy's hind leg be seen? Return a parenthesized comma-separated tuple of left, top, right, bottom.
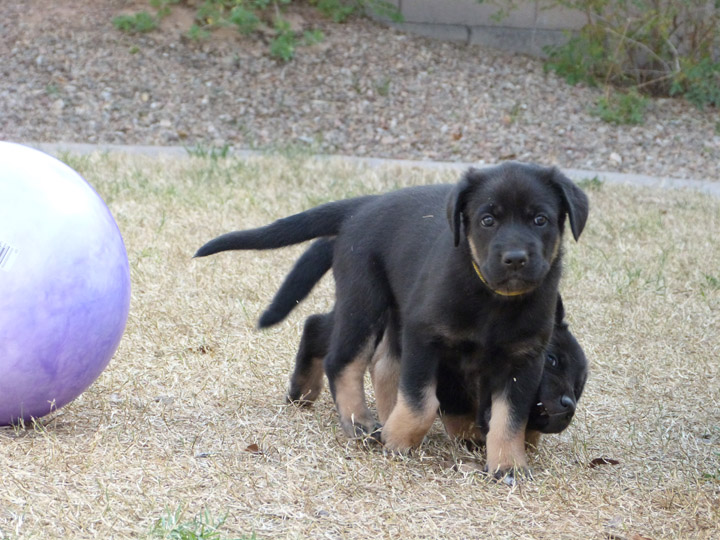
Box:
(324, 301, 386, 439)
(287, 312, 332, 405)
(325, 334, 380, 439)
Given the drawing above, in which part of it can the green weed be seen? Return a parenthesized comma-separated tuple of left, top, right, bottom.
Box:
(670, 57, 720, 110)
(151, 506, 253, 540)
(310, 0, 403, 23)
(375, 76, 391, 97)
(311, 0, 356, 22)
(543, 29, 607, 87)
(269, 18, 297, 62)
(363, 0, 404, 22)
(185, 143, 231, 159)
(577, 176, 603, 191)
(112, 11, 158, 34)
(303, 29, 325, 46)
(187, 24, 211, 40)
(150, 0, 182, 18)
(591, 90, 649, 125)
(228, 5, 260, 34)
(703, 274, 720, 290)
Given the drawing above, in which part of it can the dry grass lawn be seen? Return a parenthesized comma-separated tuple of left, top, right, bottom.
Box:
(1, 152, 718, 539)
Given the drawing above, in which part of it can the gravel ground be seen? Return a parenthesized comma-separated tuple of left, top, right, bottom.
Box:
(2, 0, 719, 180)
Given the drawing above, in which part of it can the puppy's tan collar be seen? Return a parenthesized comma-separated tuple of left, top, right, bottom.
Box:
(472, 261, 528, 297)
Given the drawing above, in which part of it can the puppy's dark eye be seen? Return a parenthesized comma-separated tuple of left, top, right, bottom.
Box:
(534, 215, 548, 226)
(480, 215, 495, 227)
(546, 353, 559, 368)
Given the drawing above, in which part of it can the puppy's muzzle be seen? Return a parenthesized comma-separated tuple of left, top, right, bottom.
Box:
(530, 394, 576, 433)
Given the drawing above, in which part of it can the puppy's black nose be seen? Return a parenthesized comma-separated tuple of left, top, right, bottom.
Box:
(502, 250, 529, 270)
(560, 395, 575, 411)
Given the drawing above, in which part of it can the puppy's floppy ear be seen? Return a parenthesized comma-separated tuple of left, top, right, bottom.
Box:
(554, 294, 568, 328)
(446, 167, 484, 247)
(547, 168, 589, 241)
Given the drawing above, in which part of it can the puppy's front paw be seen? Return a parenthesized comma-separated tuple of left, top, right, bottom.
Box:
(286, 383, 322, 406)
(484, 465, 534, 486)
(286, 393, 315, 407)
(380, 391, 437, 452)
(352, 422, 383, 448)
(339, 415, 381, 441)
(379, 428, 417, 454)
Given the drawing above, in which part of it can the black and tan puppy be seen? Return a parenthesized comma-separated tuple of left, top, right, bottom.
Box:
(195, 162, 589, 479)
(256, 237, 587, 448)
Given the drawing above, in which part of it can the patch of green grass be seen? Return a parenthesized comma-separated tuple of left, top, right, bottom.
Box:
(702, 468, 720, 482)
(185, 143, 231, 160)
(703, 273, 720, 290)
(670, 57, 720, 110)
(364, 0, 404, 22)
(187, 24, 211, 40)
(269, 18, 297, 62)
(544, 31, 605, 87)
(312, 0, 356, 22)
(577, 176, 603, 191)
(228, 5, 261, 34)
(151, 506, 253, 540)
(112, 11, 158, 34)
(505, 101, 524, 124)
(149, 0, 181, 18)
(310, 0, 403, 23)
(375, 76, 391, 97)
(302, 29, 325, 46)
(591, 90, 649, 125)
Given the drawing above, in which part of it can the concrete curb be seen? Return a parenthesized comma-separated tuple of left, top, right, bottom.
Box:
(23, 141, 720, 197)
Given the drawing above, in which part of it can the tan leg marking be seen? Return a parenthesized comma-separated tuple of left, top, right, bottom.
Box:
(288, 356, 324, 404)
(333, 341, 376, 436)
(369, 335, 400, 424)
(441, 413, 486, 444)
(485, 394, 528, 474)
(381, 386, 439, 451)
(525, 430, 541, 452)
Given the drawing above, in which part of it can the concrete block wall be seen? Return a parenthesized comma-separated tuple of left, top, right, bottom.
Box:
(379, 0, 587, 57)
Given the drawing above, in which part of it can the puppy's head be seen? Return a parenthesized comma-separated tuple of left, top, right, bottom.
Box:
(447, 162, 589, 296)
(527, 297, 588, 433)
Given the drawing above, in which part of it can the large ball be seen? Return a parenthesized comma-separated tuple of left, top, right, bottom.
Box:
(0, 142, 131, 426)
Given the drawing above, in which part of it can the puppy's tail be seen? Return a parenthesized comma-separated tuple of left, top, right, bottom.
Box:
(194, 195, 375, 258)
(258, 237, 334, 328)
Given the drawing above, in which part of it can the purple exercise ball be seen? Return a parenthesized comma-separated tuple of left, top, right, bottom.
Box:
(0, 142, 131, 426)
